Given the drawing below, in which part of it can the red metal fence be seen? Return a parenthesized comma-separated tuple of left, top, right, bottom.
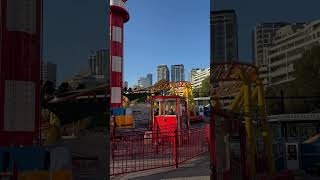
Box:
(110, 127, 208, 175)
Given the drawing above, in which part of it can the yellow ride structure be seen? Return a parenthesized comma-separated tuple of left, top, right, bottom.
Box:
(211, 63, 275, 178)
(149, 81, 201, 122)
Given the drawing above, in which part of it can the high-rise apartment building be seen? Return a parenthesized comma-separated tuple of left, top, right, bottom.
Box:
(190, 68, 210, 89)
(211, 10, 239, 63)
(171, 64, 185, 82)
(138, 74, 153, 88)
(261, 20, 320, 86)
(253, 22, 290, 66)
(41, 61, 57, 86)
(157, 65, 170, 82)
(252, 23, 289, 84)
(123, 81, 128, 89)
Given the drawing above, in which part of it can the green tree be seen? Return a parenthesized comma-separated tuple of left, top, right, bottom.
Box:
(43, 81, 56, 95)
(154, 79, 169, 87)
(193, 88, 200, 98)
(192, 76, 210, 97)
(266, 46, 320, 114)
(58, 82, 72, 93)
(199, 76, 210, 97)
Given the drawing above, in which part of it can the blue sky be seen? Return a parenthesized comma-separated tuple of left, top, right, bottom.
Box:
(213, 0, 320, 63)
(43, 0, 108, 83)
(44, 0, 320, 86)
(124, 0, 210, 87)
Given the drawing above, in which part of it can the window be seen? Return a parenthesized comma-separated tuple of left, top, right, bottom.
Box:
(287, 126, 298, 138)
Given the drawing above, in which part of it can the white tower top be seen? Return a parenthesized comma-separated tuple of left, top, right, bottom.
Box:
(110, 0, 128, 11)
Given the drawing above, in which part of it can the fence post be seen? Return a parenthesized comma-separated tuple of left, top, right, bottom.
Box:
(174, 129, 178, 168)
(11, 162, 17, 180)
(156, 127, 159, 154)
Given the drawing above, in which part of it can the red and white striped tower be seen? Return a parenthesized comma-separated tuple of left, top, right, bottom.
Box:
(110, 0, 129, 108)
(0, 0, 42, 146)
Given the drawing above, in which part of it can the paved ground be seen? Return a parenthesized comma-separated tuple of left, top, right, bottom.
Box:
(111, 153, 210, 180)
(61, 129, 109, 180)
(293, 170, 320, 180)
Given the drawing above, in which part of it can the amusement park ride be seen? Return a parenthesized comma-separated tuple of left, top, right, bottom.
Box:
(149, 81, 204, 123)
(210, 62, 276, 180)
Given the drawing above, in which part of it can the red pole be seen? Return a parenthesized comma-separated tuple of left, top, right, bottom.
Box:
(174, 129, 178, 168)
(11, 162, 17, 180)
(210, 107, 217, 180)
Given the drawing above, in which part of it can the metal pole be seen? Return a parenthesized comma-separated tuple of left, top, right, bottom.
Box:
(280, 90, 284, 114)
(257, 80, 275, 176)
(243, 83, 257, 179)
(210, 105, 217, 180)
(174, 128, 178, 168)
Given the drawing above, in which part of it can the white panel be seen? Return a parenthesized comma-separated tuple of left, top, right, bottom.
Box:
(4, 80, 35, 131)
(111, 87, 122, 104)
(112, 56, 122, 72)
(7, 0, 36, 33)
(110, 0, 127, 11)
(112, 26, 122, 43)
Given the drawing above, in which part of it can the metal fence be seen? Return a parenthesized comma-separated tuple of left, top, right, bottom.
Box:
(110, 127, 208, 175)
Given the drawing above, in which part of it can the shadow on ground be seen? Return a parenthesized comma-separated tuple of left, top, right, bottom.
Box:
(112, 153, 210, 180)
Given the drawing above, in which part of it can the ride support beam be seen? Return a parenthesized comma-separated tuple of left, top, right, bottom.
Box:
(229, 86, 244, 112)
(243, 83, 257, 179)
(256, 80, 275, 176)
(251, 86, 258, 105)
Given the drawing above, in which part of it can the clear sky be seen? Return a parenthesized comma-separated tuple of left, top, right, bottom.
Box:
(124, 0, 210, 87)
(43, 0, 108, 83)
(43, 0, 320, 86)
(213, 0, 320, 63)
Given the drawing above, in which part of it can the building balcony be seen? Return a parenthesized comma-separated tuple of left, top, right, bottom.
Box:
(258, 65, 268, 72)
(269, 59, 287, 68)
(270, 77, 295, 86)
(259, 73, 268, 79)
(287, 54, 303, 63)
(268, 113, 320, 122)
(269, 68, 288, 78)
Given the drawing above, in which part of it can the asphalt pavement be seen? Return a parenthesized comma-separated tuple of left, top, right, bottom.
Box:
(111, 153, 210, 180)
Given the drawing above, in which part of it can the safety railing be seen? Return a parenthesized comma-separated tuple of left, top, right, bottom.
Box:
(110, 127, 208, 176)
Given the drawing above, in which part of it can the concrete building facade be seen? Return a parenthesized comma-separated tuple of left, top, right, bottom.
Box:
(189, 68, 210, 89)
(211, 10, 239, 63)
(138, 74, 153, 88)
(123, 81, 128, 89)
(157, 65, 170, 82)
(252, 22, 290, 85)
(41, 61, 57, 86)
(171, 64, 185, 82)
(262, 20, 320, 86)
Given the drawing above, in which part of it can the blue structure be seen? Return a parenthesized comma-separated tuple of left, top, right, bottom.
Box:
(301, 139, 320, 173)
(0, 146, 71, 173)
(111, 108, 125, 116)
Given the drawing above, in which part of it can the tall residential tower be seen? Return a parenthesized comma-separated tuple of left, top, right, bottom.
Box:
(211, 10, 239, 63)
(171, 64, 185, 82)
(157, 65, 170, 82)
